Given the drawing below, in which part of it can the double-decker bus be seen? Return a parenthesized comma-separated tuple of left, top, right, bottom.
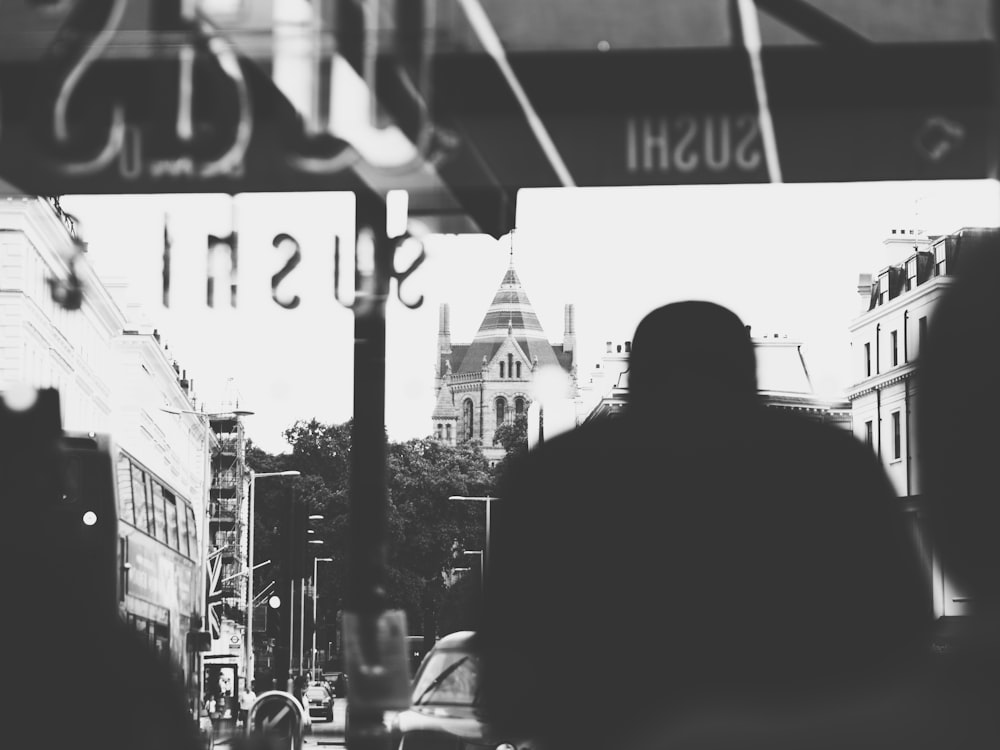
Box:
(61, 431, 203, 696)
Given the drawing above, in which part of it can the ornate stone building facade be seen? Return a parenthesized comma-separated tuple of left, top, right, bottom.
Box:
(848, 226, 1000, 618)
(433, 260, 576, 463)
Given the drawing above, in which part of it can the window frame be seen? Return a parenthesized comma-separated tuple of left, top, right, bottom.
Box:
(130, 462, 150, 534)
(150, 481, 168, 544)
(892, 411, 902, 460)
(185, 505, 198, 560)
(117, 453, 135, 526)
(463, 399, 474, 441)
(164, 488, 180, 551)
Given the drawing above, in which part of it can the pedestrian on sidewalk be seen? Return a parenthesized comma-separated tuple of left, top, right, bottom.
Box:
(238, 682, 256, 727)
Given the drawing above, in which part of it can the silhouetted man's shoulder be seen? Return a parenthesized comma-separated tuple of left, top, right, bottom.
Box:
(753, 407, 881, 478)
(499, 418, 629, 491)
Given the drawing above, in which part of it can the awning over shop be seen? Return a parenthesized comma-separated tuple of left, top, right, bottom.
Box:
(0, 1, 995, 237)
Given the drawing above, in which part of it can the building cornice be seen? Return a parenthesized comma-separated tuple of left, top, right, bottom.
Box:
(848, 362, 917, 399)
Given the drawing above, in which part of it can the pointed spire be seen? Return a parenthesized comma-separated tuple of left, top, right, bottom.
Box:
(475, 260, 546, 341)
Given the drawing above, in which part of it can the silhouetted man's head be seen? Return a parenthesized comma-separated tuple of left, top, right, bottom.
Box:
(628, 301, 757, 411)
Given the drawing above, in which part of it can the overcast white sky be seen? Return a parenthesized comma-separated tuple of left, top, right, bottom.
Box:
(64, 179, 1000, 453)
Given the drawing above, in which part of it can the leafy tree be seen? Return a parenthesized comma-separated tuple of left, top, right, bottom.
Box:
(385, 437, 493, 634)
(493, 413, 528, 455)
(492, 413, 529, 481)
(248, 421, 495, 664)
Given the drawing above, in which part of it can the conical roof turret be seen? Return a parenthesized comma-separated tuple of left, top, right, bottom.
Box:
(472, 261, 547, 342)
(456, 259, 561, 374)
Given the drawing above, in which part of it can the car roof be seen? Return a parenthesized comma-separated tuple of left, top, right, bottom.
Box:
(430, 630, 477, 650)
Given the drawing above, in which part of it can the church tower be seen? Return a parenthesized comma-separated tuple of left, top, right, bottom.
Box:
(433, 255, 577, 464)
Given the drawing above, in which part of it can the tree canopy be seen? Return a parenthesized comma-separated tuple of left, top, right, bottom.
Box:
(492, 413, 529, 481)
(247, 420, 495, 663)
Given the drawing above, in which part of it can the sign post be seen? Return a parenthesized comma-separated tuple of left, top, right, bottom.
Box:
(248, 691, 304, 750)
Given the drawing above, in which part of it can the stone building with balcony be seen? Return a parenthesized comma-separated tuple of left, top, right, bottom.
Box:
(432, 258, 578, 464)
(848, 225, 1000, 619)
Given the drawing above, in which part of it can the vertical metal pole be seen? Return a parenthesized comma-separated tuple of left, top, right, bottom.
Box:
(348, 194, 392, 749)
(289, 578, 296, 679)
(300, 571, 306, 679)
(197, 417, 213, 719)
(246, 472, 255, 685)
(483, 500, 491, 605)
(312, 558, 319, 678)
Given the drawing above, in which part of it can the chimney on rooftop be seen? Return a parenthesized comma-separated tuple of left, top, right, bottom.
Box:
(857, 273, 873, 311)
(563, 304, 576, 353)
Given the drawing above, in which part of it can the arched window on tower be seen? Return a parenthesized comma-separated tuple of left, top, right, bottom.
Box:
(445, 424, 452, 442)
(508, 353, 514, 377)
(515, 397, 525, 415)
(436, 423, 443, 439)
(515, 361, 522, 378)
(463, 399, 474, 441)
(500, 362, 505, 378)
(496, 397, 506, 428)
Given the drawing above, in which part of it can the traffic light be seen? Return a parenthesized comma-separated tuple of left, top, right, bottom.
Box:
(279, 487, 308, 579)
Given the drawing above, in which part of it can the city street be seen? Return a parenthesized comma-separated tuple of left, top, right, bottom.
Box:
(215, 699, 348, 747)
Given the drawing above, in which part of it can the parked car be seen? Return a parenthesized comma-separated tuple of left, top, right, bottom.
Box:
(389, 631, 534, 750)
(322, 671, 347, 698)
(305, 684, 335, 723)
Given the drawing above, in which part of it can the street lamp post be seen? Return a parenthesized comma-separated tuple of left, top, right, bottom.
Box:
(312, 557, 333, 679)
(303, 539, 324, 675)
(448, 496, 499, 601)
(247, 470, 300, 685)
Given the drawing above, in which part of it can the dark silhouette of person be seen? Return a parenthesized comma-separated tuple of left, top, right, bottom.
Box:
(916, 233, 1000, 740)
(918, 235, 1000, 623)
(481, 301, 932, 750)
